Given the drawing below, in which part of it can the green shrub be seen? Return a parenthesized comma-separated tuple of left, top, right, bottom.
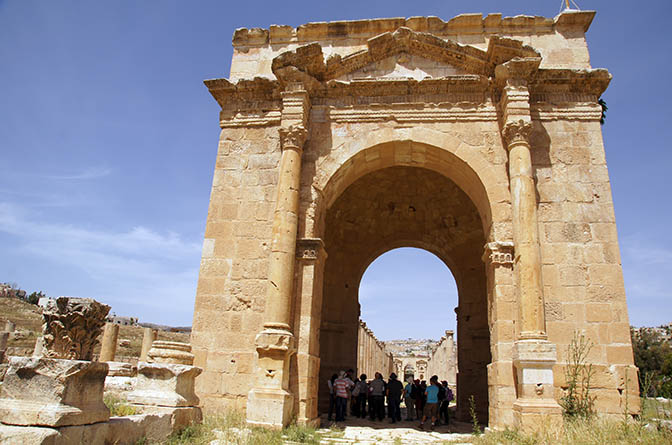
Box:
(560, 332, 595, 419)
(104, 394, 138, 417)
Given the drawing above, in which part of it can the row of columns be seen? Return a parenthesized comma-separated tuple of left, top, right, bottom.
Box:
(426, 330, 457, 386)
(97, 323, 157, 363)
(356, 320, 394, 379)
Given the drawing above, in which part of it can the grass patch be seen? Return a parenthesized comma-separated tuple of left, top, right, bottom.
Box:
(104, 394, 138, 417)
(164, 410, 325, 445)
(473, 415, 672, 445)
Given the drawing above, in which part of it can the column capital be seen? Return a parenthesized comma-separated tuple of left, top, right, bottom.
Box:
(296, 238, 327, 261)
(279, 125, 307, 151)
(255, 328, 296, 355)
(482, 241, 515, 267)
(502, 119, 533, 148)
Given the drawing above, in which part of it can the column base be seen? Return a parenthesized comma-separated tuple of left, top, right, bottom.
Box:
(246, 388, 294, 429)
(512, 339, 563, 431)
(513, 399, 562, 431)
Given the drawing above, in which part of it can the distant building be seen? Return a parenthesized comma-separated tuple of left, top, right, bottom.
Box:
(107, 315, 138, 326)
(37, 297, 54, 308)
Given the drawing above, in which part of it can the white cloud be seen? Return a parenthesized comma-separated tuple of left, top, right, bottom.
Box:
(621, 232, 672, 325)
(46, 167, 112, 180)
(0, 201, 201, 325)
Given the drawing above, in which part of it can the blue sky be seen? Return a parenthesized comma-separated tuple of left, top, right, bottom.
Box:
(1, 1, 670, 338)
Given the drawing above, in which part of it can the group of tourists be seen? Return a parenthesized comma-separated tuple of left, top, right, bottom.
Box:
(327, 370, 454, 430)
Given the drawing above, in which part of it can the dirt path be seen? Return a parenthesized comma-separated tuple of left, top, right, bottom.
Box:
(318, 414, 476, 444)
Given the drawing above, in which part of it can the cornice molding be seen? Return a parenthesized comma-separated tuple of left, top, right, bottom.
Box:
(231, 11, 596, 47)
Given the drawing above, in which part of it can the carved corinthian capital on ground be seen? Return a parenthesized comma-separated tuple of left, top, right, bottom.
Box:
(279, 125, 307, 150)
(41, 297, 110, 361)
(502, 119, 533, 147)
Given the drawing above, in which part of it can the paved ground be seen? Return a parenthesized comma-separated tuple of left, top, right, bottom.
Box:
(318, 413, 476, 444)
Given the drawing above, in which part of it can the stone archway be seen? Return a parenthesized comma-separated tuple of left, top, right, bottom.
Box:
(192, 10, 640, 433)
(317, 162, 490, 422)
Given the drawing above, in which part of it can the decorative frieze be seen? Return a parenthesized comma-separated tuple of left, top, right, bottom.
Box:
(327, 105, 497, 123)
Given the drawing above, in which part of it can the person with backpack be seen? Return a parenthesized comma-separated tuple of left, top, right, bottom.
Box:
(403, 377, 416, 421)
(435, 378, 447, 426)
(333, 370, 353, 422)
(413, 379, 424, 420)
(419, 375, 441, 431)
(368, 372, 386, 421)
(386, 373, 403, 423)
(439, 380, 453, 425)
(353, 374, 369, 418)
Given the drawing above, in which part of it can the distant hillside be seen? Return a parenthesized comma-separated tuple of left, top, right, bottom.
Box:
(384, 338, 437, 357)
(0, 297, 190, 361)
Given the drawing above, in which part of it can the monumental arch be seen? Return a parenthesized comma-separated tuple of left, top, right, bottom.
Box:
(192, 10, 640, 430)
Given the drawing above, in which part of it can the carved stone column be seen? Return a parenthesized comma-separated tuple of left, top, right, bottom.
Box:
(99, 322, 119, 362)
(247, 87, 310, 429)
(498, 59, 561, 429)
(502, 119, 546, 340)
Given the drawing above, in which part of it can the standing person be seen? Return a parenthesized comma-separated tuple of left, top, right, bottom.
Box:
(419, 375, 441, 431)
(386, 373, 403, 423)
(327, 373, 338, 421)
(368, 372, 386, 421)
(439, 380, 453, 425)
(351, 375, 361, 417)
(333, 371, 353, 422)
(414, 380, 425, 419)
(355, 374, 369, 418)
(346, 369, 356, 416)
(403, 377, 416, 421)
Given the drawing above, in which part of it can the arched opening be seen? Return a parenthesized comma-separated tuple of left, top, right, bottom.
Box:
(317, 163, 491, 423)
(359, 248, 457, 339)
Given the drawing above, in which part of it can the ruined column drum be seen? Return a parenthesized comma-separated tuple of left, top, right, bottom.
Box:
(192, 10, 639, 429)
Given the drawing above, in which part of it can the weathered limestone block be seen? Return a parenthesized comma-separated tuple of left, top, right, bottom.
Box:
(147, 341, 194, 365)
(0, 331, 8, 364)
(127, 362, 202, 407)
(0, 424, 59, 445)
(41, 297, 110, 361)
(104, 361, 137, 394)
(0, 408, 202, 445)
(0, 356, 109, 427)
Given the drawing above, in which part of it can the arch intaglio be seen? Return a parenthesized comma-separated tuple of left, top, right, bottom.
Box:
(192, 10, 639, 431)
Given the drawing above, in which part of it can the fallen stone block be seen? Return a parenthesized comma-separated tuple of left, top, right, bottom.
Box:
(127, 362, 202, 407)
(0, 356, 109, 427)
(0, 424, 59, 445)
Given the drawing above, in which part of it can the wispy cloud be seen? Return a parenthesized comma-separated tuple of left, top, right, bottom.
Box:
(0, 201, 201, 325)
(621, 232, 672, 325)
(46, 167, 112, 180)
